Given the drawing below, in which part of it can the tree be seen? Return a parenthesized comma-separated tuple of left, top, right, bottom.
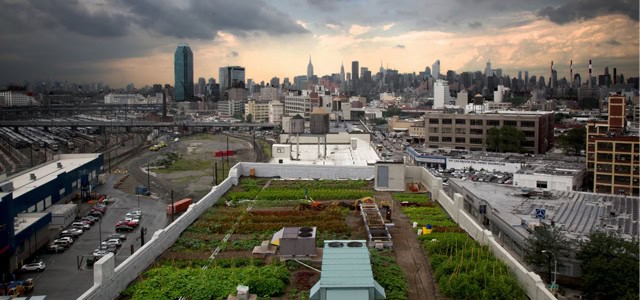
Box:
(232, 112, 244, 121)
(383, 106, 402, 118)
(577, 232, 639, 300)
(557, 127, 586, 155)
(523, 225, 572, 284)
(485, 126, 525, 153)
(245, 113, 253, 123)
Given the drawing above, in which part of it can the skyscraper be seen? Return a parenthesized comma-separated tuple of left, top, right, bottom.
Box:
(484, 60, 492, 77)
(307, 56, 314, 78)
(218, 66, 246, 99)
(174, 43, 194, 101)
(432, 60, 440, 80)
(433, 79, 450, 109)
(351, 61, 359, 92)
(340, 62, 345, 83)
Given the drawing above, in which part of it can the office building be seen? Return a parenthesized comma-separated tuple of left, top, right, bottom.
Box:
(432, 60, 440, 80)
(284, 90, 312, 119)
(0, 91, 39, 107)
(269, 100, 284, 124)
(423, 111, 555, 154)
(433, 79, 450, 109)
(174, 43, 194, 101)
(340, 63, 345, 83)
(218, 66, 246, 99)
(244, 100, 270, 122)
(307, 56, 314, 78)
(586, 94, 639, 196)
(351, 61, 359, 92)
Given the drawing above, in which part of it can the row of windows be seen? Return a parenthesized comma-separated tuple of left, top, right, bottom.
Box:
(427, 118, 536, 127)
(426, 128, 533, 137)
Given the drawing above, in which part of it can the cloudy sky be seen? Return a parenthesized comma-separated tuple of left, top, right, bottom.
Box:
(0, 0, 638, 87)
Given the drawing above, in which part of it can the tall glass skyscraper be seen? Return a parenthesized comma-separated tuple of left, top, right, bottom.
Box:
(174, 43, 194, 101)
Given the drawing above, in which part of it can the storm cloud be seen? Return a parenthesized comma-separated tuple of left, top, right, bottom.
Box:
(538, 0, 639, 24)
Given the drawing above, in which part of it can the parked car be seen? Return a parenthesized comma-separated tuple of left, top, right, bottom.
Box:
(92, 250, 109, 257)
(61, 228, 83, 237)
(46, 244, 66, 253)
(84, 215, 100, 222)
(52, 239, 71, 248)
(107, 233, 126, 241)
(21, 261, 46, 272)
(81, 217, 95, 225)
(72, 222, 90, 230)
(116, 220, 138, 228)
(101, 239, 122, 247)
(88, 210, 103, 217)
(94, 244, 118, 253)
(115, 224, 135, 232)
(57, 236, 74, 244)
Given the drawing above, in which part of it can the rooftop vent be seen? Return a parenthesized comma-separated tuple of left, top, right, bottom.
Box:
(299, 227, 313, 233)
(347, 241, 363, 248)
(30, 173, 36, 181)
(328, 242, 344, 248)
(298, 232, 313, 238)
(57, 162, 63, 169)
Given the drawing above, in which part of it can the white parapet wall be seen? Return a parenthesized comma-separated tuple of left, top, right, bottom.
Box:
(77, 162, 374, 300)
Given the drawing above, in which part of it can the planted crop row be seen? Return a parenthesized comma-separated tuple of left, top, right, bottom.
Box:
(267, 179, 370, 189)
(420, 232, 525, 299)
(401, 206, 458, 228)
(156, 258, 264, 269)
(122, 265, 289, 300)
(393, 193, 430, 203)
(370, 250, 409, 300)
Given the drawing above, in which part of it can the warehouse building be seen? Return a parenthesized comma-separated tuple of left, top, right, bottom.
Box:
(0, 153, 103, 273)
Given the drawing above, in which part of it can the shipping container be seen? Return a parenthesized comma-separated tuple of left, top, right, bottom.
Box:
(166, 198, 193, 215)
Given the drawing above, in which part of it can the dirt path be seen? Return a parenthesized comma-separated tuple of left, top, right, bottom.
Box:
(377, 191, 439, 300)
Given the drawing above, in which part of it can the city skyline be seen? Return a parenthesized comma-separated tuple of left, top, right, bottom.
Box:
(0, 0, 638, 87)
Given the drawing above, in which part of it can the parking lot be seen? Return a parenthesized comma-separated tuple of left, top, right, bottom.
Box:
(15, 174, 169, 300)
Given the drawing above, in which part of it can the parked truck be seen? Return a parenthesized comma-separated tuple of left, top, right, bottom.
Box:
(166, 198, 193, 215)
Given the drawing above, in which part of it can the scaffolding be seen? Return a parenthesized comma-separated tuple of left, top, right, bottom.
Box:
(359, 203, 393, 248)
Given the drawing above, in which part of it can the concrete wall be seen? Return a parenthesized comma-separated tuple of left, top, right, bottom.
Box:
(78, 163, 375, 300)
(446, 158, 521, 173)
(421, 169, 556, 300)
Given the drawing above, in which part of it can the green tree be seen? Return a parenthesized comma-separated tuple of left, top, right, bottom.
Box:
(383, 106, 402, 118)
(245, 113, 253, 123)
(557, 127, 586, 155)
(523, 225, 572, 282)
(233, 112, 244, 121)
(577, 232, 639, 300)
(485, 126, 525, 153)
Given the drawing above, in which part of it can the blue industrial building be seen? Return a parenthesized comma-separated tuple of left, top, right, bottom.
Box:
(0, 154, 103, 274)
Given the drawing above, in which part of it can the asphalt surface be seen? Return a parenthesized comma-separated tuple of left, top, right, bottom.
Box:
(15, 174, 168, 300)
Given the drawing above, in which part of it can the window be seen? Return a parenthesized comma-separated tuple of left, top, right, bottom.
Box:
(523, 131, 535, 138)
(442, 136, 452, 142)
(442, 119, 452, 124)
(455, 137, 466, 143)
(521, 121, 535, 127)
(277, 147, 284, 153)
(503, 120, 517, 127)
(470, 138, 483, 144)
(442, 128, 452, 134)
(428, 145, 439, 149)
(487, 120, 500, 126)
(429, 119, 439, 125)
(523, 141, 535, 147)
(470, 119, 483, 126)
(455, 128, 466, 134)
(470, 128, 483, 135)
(455, 119, 466, 125)
(470, 147, 483, 151)
(429, 136, 439, 142)
(536, 181, 548, 189)
(429, 127, 439, 133)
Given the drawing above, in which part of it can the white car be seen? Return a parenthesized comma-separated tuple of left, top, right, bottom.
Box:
(93, 250, 109, 257)
(72, 222, 90, 230)
(101, 239, 122, 247)
(58, 236, 74, 244)
(21, 261, 46, 272)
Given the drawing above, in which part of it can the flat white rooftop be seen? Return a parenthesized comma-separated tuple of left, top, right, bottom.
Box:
(14, 213, 48, 235)
(271, 139, 379, 166)
(1, 153, 100, 199)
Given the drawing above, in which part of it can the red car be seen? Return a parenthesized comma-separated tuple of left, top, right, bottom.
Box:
(116, 220, 138, 227)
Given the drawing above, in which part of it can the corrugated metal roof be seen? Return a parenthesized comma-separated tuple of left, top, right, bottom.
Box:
(310, 240, 385, 300)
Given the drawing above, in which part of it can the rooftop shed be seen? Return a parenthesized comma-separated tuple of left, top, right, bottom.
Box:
(310, 240, 385, 300)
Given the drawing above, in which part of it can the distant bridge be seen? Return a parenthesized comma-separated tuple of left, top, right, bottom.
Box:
(0, 120, 276, 129)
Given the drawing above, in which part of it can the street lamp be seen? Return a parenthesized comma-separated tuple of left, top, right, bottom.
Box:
(541, 250, 557, 291)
